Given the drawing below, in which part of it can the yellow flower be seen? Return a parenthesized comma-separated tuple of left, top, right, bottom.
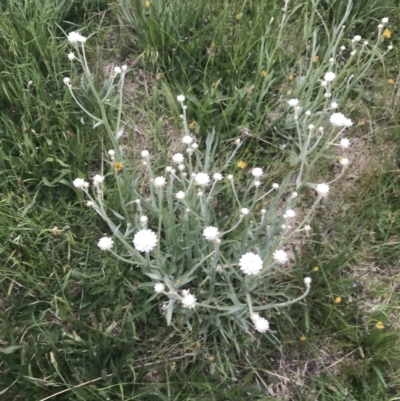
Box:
(288, 74, 294, 81)
(375, 321, 384, 330)
(382, 29, 391, 39)
(237, 160, 247, 169)
(114, 161, 123, 171)
(388, 78, 395, 84)
(312, 55, 319, 63)
(312, 266, 319, 272)
(261, 70, 267, 78)
(188, 121, 196, 129)
(334, 296, 342, 304)
(300, 335, 307, 341)
(145, 0, 150, 7)
(236, 14, 242, 21)
(359, 120, 366, 126)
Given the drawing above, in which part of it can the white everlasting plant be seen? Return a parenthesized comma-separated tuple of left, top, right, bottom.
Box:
(63, 14, 389, 340)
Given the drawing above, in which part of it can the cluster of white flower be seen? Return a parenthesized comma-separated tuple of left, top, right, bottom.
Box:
(67, 31, 87, 44)
(239, 252, 263, 275)
(252, 313, 269, 333)
(133, 229, 158, 252)
(181, 290, 197, 309)
(330, 112, 353, 128)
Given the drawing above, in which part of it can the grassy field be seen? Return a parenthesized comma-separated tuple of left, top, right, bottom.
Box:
(1, 0, 400, 400)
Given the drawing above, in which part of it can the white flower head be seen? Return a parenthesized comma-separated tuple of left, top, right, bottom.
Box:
(305, 110, 312, 116)
(273, 249, 288, 264)
(93, 174, 104, 186)
(177, 95, 185, 102)
(340, 45, 346, 51)
(140, 215, 148, 224)
(304, 277, 312, 287)
(141, 150, 149, 157)
(324, 72, 336, 82)
(291, 191, 298, 198)
(288, 98, 299, 107)
(108, 149, 116, 157)
(213, 173, 223, 181)
(67, 52, 75, 61)
(352, 35, 362, 43)
(133, 229, 158, 252)
(316, 183, 330, 197)
(194, 172, 210, 186)
(239, 252, 263, 275)
(203, 226, 219, 241)
(121, 65, 128, 71)
(182, 135, 193, 145)
(63, 77, 71, 86)
(331, 101, 339, 109)
(172, 153, 184, 164)
(251, 167, 263, 178)
(67, 31, 87, 43)
(382, 18, 389, 24)
(304, 224, 312, 232)
(350, 50, 357, 56)
(330, 113, 353, 127)
(227, 174, 234, 181)
(240, 208, 250, 215)
(192, 143, 198, 149)
(176, 191, 185, 200)
(181, 292, 197, 309)
(114, 66, 122, 74)
(272, 183, 279, 189)
(388, 45, 394, 50)
(154, 176, 166, 188)
(321, 80, 328, 87)
(308, 124, 315, 130)
(252, 313, 269, 333)
(86, 201, 94, 207)
(254, 181, 261, 187)
(154, 283, 165, 293)
(98, 236, 113, 251)
(73, 178, 89, 189)
(339, 157, 349, 166)
(340, 138, 350, 149)
(178, 164, 185, 171)
(286, 209, 296, 218)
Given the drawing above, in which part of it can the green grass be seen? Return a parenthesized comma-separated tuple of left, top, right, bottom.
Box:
(1, 0, 400, 400)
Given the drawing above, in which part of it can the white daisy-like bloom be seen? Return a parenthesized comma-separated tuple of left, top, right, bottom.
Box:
(339, 157, 349, 166)
(121, 65, 128, 71)
(331, 101, 339, 109)
(239, 252, 263, 275)
(251, 167, 263, 178)
(324, 72, 336, 82)
(305, 110, 312, 116)
(340, 45, 346, 51)
(388, 45, 394, 50)
(272, 183, 279, 189)
(340, 138, 350, 148)
(154, 176, 166, 188)
(175, 191, 185, 200)
(86, 201, 94, 207)
(194, 172, 210, 186)
(133, 229, 158, 252)
(166, 166, 173, 172)
(182, 135, 193, 144)
(304, 224, 312, 232)
(227, 174, 234, 181)
(213, 173, 223, 181)
(114, 66, 122, 74)
(321, 80, 328, 87)
(141, 150, 149, 157)
(93, 174, 104, 186)
(252, 313, 269, 333)
(350, 50, 357, 56)
(318, 127, 324, 133)
(203, 226, 219, 241)
(73, 178, 89, 189)
(330, 113, 353, 127)
(192, 143, 199, 149)
(261, 209, 266, 215)
(363, 41, 369, 46)
(329, 57, 335, 63)
(140, 215, 148, 224)
(378, 23, 384, 29)
(254, 181, 261, 187)
(67, 52, 75, 61)
(97, 236, 113, 251)
(291, 191, 298, 198)
(67, 31, 87, 43)
(308, 124, 314, 130)
(177, 95, 185, 102)
(178, 164, 185, 171)
(382, 17, 389, 24)
(288, 98, 299, 107)
(154, 283, 165, 293)
(316, 183, 330, 197)
(172, 153, 184, 164)
(352, 35, 362, 43)
(273, 249, 288, 264)
(304, 277, 312, 287)
(181, 292, 197, 309)
(63, 77, 71, 86)
(108, 149, 115, 158)
(286, 209, 296, 218)
(240, 208, 249, 215)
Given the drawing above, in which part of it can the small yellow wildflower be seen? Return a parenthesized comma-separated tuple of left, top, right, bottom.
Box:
(300, 335, 307, 341)
(388, 78, 395, 84)
(237, 160, 247, 169)
(261, 70, 267, 78)
(375, 321, 384, 330)
(288, 74, 294, 81)
(114, 161, 123, 171)
(312, 55, 319, 63)
(359, 120, 366, 126)
(188, 121, 196, 130)
(313, 266, 319, 272)
(236, 14, 242, 21)
(334, 296, 342, 304)
(145, 0, 151, 7)
(382, 29, 391, 39)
